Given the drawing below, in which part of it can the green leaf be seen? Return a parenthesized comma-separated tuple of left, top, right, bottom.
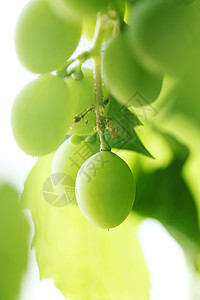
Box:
(105, 98, 153, 158)
(169, 64, 200, 129)
(21, 154, 150, 300)
(0, 184, 29, 300)
(132, 132, 200, 260)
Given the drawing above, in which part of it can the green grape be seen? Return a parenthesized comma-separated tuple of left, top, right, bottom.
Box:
(103, 33, 162, 107)
(11, 75, 73, 156)
(69, 134, 83, 145)
(46, 0, 111, 20)
(15, 0, 81, 74)
(75, 151, 135, 229)
(66, 68, 108, 135)
(126, 1, 199, 76)
(82, 0, 125, 41)
(51, 137, 99, 203)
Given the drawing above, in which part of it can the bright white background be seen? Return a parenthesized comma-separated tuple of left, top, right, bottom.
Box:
(0, 1, 193, 299)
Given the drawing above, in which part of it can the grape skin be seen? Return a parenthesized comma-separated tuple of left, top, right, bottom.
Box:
(46, 0, 111, 20)
(103, 34, 162, 107)
(51, 138, 99, 203)
(15, 0, 81, 74)
(11, 75, 73, 156)
(126, 1, 199, 76)
(75, 151, 135, 229)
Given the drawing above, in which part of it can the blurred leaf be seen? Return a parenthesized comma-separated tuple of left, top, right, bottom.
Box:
(0, 184, 29, 300)
(170, 64, 200, 129)
(105, 98, 153, 158)
(132, 132, 200, 259)
(21, 154, 150, 300)
(148, 84, 200, 226)
(184, 153, 200, 229)
(157, 131, 189, 165)
(148, 68, 200, 153)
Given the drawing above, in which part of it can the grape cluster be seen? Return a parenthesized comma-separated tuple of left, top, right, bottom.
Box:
(12, 0, 199, 228)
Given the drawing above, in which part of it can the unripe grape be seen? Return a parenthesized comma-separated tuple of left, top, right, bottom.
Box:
(69, 135, 83, 145)
(126, 1, 199, 76)
(51, 138, 99, 203)
(75, 151, 135, 229)
(11, 75, 73, 156)
(46, 0, 111, 20)
(103, 33, 162, 106)
(66, 68, 108, 135)
(15, 0, 81, 74)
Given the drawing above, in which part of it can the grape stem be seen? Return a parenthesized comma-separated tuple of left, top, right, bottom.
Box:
(57, 10, 120, 79)
(57, 51, 91, 78)
(57, 13, 113, 151)
(93, 14, 111, 151)
(71, 98, 109, 127)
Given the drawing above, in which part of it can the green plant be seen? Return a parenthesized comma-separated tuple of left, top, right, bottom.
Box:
(11, 0, 200, 298)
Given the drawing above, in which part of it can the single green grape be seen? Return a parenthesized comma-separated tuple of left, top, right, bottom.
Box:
(15, 0, 81, 74)
(66, 68, 108, 135)
(69, 135, 83, 145)
(75, 151, 135, 229)
(82, 0, 125, 41)
(46, 0, 111, 20)
(51, 137, 99, 203)
(103, 33, 162, 106)
(11, 75, 73, 156)
(126, 1, 199, 76)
